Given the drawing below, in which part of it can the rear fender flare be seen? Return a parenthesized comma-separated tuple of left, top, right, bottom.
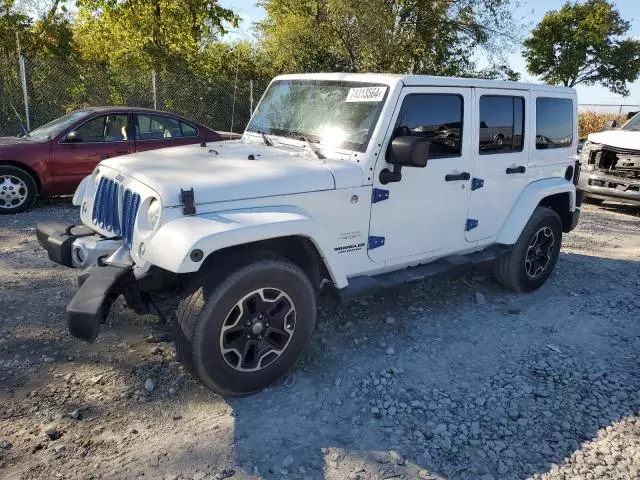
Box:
(497, 178, 576, 245)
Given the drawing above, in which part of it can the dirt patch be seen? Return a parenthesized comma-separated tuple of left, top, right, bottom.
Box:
(1, 202, 639, 480)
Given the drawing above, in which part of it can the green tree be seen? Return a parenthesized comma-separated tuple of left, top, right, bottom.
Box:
(75, 0, 239, 71)
(257, 0, 519, 77)
(523, 0, 640, 95)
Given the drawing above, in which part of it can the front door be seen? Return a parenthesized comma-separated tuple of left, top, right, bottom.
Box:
(51, 113, 133, 186)
(465, 89, 529, 242)
(368, 87, 473, 263)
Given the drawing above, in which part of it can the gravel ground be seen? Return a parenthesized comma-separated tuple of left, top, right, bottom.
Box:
(1, 200, 639, 480)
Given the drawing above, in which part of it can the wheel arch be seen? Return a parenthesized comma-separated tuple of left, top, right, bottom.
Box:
(143, 207, 348, 289)
(0, 160, 41, 192)
(497, 178, 576, 244)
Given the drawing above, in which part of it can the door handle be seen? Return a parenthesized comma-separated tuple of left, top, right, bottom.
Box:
(115, 150, 130, 154)
(506, 165, 526, 174)
(100, 154, 110, 160)
(445, 172, 471, 182)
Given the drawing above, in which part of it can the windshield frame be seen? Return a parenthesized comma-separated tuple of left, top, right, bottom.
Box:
(621, 112, 640, 131)
(246, 79, 390, 153)
(28, 110, 92, 139)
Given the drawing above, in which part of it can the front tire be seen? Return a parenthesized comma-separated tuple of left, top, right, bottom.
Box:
(0, 166, 38, 214)
(495, 207, 562, 292)
(176, 251, 317, 396)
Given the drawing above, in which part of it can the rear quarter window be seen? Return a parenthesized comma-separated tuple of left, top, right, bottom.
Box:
(536, 97, 573, 149)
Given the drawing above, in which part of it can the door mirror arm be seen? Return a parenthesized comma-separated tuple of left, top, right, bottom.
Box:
(379, 164, 403, 184)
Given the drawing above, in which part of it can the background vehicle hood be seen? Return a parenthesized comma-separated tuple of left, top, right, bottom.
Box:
(587, 130, 640, 150)
(102, 140, 364, 206)
(0, 136, 48, 147)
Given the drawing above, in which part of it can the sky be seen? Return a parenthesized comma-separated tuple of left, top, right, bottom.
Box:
(219, 0, 640, 111)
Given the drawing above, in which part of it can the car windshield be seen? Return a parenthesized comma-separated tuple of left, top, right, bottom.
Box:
(621, 112, 640, 131)
(28, 111, 91, 139)
(246, 80, 388, 152)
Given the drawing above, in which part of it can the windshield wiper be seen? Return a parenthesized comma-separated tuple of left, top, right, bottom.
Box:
(299, 136, 325, 160)
(261, 132, 274, 146)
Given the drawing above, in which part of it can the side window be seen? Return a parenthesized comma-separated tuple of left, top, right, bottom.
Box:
(180, 121, 198, 137)
(74, 114, 129, 142)
(135, 114, 183, 140)
(536, 98, 573, 149)
(393, 94, 463, 158)
(479, 96, 524, 154)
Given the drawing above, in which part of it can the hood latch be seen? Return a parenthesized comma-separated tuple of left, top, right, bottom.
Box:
(180, 188, 196, 215)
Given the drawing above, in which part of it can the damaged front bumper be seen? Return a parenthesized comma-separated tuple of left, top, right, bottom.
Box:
(578, 172, 640, 205)
(36, 220, 139, 342)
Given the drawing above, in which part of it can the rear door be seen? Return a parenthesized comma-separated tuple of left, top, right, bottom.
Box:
(51, 113, 133, 183)
(465, 89, 529, 242)
(133, 113, 200, 153)
(368, 87, 473, 262)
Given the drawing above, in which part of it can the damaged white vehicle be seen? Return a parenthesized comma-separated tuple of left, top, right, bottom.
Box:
(37, 73, 581, 396)
(578, 112, 640, 205)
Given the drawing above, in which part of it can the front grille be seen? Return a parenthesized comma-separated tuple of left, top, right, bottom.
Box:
(92, 177, 141, 248)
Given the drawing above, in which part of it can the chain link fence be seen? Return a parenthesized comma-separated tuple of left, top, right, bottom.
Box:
(0, 52, 269, 137)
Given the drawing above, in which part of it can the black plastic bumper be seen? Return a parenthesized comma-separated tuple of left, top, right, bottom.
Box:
(67, 264, 133, 342)
(36, 221, 94, 267)
(567, 207, 580, 232)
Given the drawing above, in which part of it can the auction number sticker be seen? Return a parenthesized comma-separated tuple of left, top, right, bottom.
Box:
(345, 86, 386, 102)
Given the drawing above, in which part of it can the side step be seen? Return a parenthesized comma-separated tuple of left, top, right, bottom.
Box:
(337, 245, 512, 302)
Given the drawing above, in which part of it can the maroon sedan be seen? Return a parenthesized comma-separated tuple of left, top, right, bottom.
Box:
(0, 107, 226, 214)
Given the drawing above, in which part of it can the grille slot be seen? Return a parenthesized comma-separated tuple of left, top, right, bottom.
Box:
(91, 177, 140, 248)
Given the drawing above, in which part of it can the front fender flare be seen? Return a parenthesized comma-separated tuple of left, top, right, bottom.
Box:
(497, 178, 576, 245)
(144, 206, 348, 288)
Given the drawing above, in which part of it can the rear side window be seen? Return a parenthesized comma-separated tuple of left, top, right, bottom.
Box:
(536, 98, 573, 149)
(135, 114, 183, 140)
(180, 121, 198, 137)
(479, 96, 524, 154)
(393, 94, 463, 158)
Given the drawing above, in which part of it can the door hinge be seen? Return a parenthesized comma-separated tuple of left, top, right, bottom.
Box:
(465, 219, 478, 231)
(180, 188, 196, 215)
(471, 178, 484, 191)
(368, 236, 385, 249)
(371, 188, 390, 203)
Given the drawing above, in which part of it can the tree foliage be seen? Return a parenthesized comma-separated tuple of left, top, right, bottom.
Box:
(75, 0, 239, 71)
(257, 0, 520, 78)
(523, 0, 640, 95)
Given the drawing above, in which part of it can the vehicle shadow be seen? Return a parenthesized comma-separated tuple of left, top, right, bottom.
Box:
(220, 251, 640, 479)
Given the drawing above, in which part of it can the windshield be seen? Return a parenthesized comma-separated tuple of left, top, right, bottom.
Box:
(621, 112, 640, 131)
(246, 80, 388, 152)
(28, 110, 91, 139)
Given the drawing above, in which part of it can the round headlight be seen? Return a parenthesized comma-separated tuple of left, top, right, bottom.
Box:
(147, 198, 161, 230)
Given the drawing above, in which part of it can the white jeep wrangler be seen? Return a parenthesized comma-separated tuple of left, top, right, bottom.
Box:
(36, 73, 581, 396)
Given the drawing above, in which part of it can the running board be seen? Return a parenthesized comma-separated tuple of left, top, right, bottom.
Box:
(337, 245, 512, 302)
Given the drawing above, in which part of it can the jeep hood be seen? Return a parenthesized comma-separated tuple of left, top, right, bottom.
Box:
(587, 130, 640, 151)
(100, 140, 363, 206)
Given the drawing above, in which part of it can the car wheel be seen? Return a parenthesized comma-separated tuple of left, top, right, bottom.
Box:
(175, 251, 317, 396)
(494, 134, 505, 146)
(494, 206, 562, 292)
(0, 166, 38, 214)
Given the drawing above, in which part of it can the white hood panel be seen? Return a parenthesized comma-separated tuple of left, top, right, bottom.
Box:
(587, 130, 640, 151)
(100, 140, 364, 206)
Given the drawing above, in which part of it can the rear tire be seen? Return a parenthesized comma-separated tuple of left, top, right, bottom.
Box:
(495, 207, 562, 292)
(175, 251, 317, 396)
(0, 166, 38, 214)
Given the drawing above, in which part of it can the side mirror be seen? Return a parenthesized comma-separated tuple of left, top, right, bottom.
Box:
(380, 136, 430, 184)
(65, 130, 81, 142)
(604, 119, 617, 130)
(388, 136, 430, 167)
